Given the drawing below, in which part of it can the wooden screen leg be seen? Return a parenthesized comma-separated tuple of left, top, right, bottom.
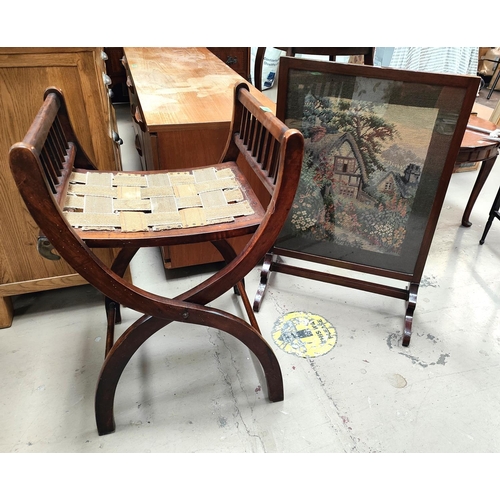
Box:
(0, 296, 14, 329)
(403, 283, 419, 347)
(253, 251, 275, 312)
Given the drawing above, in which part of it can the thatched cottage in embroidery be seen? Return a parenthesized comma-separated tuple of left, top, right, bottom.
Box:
(306, 130, 422, 205)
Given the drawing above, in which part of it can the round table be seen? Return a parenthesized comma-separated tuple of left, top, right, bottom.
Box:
(457, 114, 499, 227)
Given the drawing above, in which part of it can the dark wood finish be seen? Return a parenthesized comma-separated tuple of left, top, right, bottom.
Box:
(253, 47, 374, 91)
(253, 56, 479, 347)
(254, 47, 266, 91)
(457, 115, 499, 227)
(9, 84, 304, 435)
(208, 47, 251, 81)
(479, 184, 500, 244)
(277, 47, 374, 64)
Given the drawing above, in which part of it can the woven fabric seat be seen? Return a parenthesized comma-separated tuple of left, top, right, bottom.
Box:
(9, 83, 304, 435)
(63, 166, 255, 232)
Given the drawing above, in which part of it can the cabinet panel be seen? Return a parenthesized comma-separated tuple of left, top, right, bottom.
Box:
(164, 236, 250, 269)
(0, 48, 123, 327)
(153, 127, 229, 170)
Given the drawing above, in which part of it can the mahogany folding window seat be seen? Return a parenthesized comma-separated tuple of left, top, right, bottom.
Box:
(9, 83, 304, 435)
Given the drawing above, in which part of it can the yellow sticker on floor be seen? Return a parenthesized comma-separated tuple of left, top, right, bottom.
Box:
(271, 311, 337, 358)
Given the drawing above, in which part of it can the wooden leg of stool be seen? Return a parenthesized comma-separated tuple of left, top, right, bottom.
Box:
(104, 247, 140, 335)
(210, 239, 245, 295)
(210, 240, 260, 332)
(95, 303, 283, 435)
(95, 315, 166, 435)
(403, 283, 419, 347)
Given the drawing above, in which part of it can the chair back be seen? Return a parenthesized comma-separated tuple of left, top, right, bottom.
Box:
(281, 47, 374, 64)
(11, 88, 96, 204)
(253, 47, 374, 91)
(222, 82, 300, 204)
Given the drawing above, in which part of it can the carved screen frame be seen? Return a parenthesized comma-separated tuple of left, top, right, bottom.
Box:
(254, 56, 479, 346)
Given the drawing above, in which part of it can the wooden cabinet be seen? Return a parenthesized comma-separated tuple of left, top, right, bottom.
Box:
(123, 47, 275, 269)
(0, 48, 123, 327)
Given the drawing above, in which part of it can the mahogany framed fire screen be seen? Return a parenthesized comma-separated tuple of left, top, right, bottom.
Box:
(253, 56, 479, 346)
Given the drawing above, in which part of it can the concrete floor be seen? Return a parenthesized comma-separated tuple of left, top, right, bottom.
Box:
(2, 86, 500, 461)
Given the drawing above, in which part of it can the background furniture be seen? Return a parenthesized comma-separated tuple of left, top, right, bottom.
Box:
(253, 47, 374, 91)
(388, 47, 479, 76)
(479, 185, 500, 244)
(458, 116, 499, 227)
(253, 56, 479, 346)
(0, 47, 123, 328)
(487, 60, 500, 100)
(478, 47, 500, 98)
(123, 47, 276, 268)
(479, 183, 500, 244)
(9, 84, 303, 434)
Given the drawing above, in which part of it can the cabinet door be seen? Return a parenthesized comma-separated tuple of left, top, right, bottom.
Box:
(0, 49, 120, 288)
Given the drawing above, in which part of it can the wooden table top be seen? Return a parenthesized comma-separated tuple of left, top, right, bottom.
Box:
(124, 47, 276, 132)
(461, 114, 498, 150)
(455, 114, 499, 165)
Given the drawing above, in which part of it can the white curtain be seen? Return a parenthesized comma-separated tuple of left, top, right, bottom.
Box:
(388, 47, 479, 76)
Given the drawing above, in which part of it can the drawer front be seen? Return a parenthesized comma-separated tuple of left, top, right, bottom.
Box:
(208, 47, 250, 80)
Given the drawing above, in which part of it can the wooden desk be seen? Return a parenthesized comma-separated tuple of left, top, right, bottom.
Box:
(123, 47, 276, 268)
(457, 115, 499, 227)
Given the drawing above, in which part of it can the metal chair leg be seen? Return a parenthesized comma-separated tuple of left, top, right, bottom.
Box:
(480, 186, 500, 244)
(487, 59, 500, 99)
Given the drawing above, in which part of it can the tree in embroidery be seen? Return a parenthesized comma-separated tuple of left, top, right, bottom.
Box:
(302, 94, 398, 176)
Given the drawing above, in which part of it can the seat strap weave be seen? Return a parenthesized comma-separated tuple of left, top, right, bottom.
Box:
(63, 167, 254, 232)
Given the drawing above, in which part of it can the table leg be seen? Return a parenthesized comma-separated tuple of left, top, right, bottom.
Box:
(461, 155, 498, 227)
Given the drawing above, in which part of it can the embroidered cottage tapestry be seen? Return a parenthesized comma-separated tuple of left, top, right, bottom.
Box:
(276, 66, 467, 275)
